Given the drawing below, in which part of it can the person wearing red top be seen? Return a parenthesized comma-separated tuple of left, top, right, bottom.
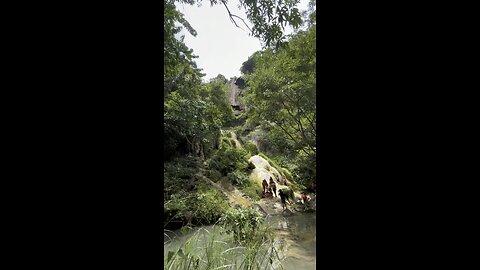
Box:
(301, 192, 309, 204)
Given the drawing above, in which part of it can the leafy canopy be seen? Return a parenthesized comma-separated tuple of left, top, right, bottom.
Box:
(242, 11, 316, 184)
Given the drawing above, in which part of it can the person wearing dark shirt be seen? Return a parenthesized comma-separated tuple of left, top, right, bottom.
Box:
(279, 189, 288, 210)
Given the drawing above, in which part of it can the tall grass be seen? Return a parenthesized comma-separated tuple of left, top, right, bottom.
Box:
(164, 208, 285, 270)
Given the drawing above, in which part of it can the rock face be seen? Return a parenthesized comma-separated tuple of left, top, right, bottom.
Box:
(227, 78, 242, 110)
(248, 155, 285, 184)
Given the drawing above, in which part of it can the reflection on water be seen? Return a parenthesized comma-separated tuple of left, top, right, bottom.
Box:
(267, 213, 316, 270)
(164, 213, 316, 270)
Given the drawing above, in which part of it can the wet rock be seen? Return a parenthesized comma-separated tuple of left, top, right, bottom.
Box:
(253, 203, 268, 218)
(282, 209, 294, 216)
(310, 196, 316, 210)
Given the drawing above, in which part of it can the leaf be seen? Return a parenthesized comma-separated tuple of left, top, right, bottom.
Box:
(177, 249, 186, 258)
(167, 251, 174, 263)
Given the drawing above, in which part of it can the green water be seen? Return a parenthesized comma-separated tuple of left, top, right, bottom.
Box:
(164, 212, 316, 269)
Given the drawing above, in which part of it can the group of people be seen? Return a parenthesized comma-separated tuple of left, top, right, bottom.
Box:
(261, 176, 313, 211)
(262, 177, 277, 198)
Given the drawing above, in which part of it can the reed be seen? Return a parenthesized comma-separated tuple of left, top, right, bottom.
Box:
(164, 208, 285, 270)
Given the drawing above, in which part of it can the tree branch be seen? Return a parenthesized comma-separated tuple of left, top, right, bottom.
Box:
(221, 0, 252, 32)
(279, 96, 316, 153)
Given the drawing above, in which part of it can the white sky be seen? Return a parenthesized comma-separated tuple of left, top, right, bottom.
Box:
(175, 0, 310, 81)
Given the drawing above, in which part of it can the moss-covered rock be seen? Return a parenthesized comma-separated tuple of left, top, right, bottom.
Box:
(244, 141, 259, 155)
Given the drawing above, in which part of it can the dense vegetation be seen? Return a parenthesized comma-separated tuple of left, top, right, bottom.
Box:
(165, 207, 282, 270)
(164, 0, 316, 227)
(164, 1, 316, 269)
(240, 0, 316, 186)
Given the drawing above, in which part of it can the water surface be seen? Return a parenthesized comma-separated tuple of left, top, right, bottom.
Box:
(164, 212, 316, 269)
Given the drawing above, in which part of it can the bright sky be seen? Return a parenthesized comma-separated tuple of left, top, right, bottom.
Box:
(175, 0, 310, 81)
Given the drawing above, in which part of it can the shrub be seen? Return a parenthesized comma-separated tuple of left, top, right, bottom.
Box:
(239, 180, 261, 201)
(219, 207, 265, 244)
(164, 155, 231, 227)
(190, 187, 230, 224)
(164, 156, 201, 196)
(205, 169, 222, 182)
(244, 141, 259, 155)
(164, 186, 230, 227)
(272, 155, 296, 172)
(207, 145, 250, 175)
(221, 137, 232, 148)
(227, 170, 248, 185)
(281, 168, 293, 182)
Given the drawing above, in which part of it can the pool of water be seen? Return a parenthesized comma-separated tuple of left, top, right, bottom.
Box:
(164, 212, 316, 269)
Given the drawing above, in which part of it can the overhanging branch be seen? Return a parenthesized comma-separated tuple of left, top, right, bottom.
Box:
(221, 0, 252, 32)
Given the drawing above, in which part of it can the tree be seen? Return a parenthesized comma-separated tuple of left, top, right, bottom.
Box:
(163, 0, 306, 160)
(240, 55, 255, 75)
(172, 0, 303, 48)
(164, 0, 213, 159)
(244, 26, 316, 155)
(213, 74, 228, 84)
(243, 19, 316, 184)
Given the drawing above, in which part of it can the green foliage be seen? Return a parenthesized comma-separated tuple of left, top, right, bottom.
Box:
(227, 170, 249, 186)
(262, 122, 296, 155)
(192, 187, 230, 224)
(164, 184, 229, 226)
(239, 179, 261, 201)
(204, 169, 223, 182)
(281, 168, 293, 182)
(238, 0, 303, 48)
(164, 223, 282, 270)
(165, 1, 236, 160)
(164, 0, 310, 159)
(240, 55, 256, 75)
(219, 207, 266, 244)
(221, 137, 232, 148)
(291, 150, 316, 187)
(164, 155, 202, 194)
(164, 75, 235, 159)
(243, 141, 259, 155)
(208, 138, 250, 175)
(164, 156, 230, 227)
(270, 155, 296, 179)
(202, 79, 235, 126)
(212, 73, 228, 84)
(243, 20, 317, 188)
(235, 76, 247, 89)
(164, 1, 203, 95)
(170, 0, 303, 48)
(243, 26, 316, 158)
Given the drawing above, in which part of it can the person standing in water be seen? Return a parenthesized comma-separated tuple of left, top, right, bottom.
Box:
(278, 189, 288, 210)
